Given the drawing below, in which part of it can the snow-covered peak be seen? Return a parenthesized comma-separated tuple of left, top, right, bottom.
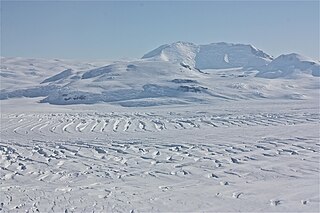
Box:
(142, 41, 199, 67)
(196, 42, 273, 69)
(270, 53, 317, 65)
(256, 53, 320, 78)
(142, 41, 273, 69)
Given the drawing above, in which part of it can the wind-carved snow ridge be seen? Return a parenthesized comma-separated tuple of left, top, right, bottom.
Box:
(41, 69, 73, 84)
(1, 109, 319, 212)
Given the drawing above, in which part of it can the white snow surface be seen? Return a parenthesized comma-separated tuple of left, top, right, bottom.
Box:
(0, 44, 319, 212)
(1, 47, 319, 106)
(142, 41, 273, 69)
(256, 53, 320, 78)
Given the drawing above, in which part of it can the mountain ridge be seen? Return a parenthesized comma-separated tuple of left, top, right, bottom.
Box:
(142, 41, 273, 69)
(1, 41, 319, 105)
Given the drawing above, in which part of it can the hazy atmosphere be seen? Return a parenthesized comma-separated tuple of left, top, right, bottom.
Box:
(1, 1, 319, 60)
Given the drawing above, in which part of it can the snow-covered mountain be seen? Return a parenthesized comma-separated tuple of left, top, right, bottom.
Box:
(256, 53, 320, 78)
(40, 61, 210, 105)
(0, 57, 109, 90)
(2, 47, 319, 213)
(1, 42, 319, 105)
(142, 41, 273, 69)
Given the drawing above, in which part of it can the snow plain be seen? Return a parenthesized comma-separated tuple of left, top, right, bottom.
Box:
(0, 42, 320, 212)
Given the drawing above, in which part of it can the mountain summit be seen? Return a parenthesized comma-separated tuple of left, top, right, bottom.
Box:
(142, 41, 273, 69)
(256, 53, 320, 78)
(1, 42, 318, 105)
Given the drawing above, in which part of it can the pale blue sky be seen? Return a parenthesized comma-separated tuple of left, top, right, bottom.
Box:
(1, 1, 319, 60)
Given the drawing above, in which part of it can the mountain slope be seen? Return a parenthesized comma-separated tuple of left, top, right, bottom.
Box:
(256, 53, 320, 78)
(40, 60, 212, 105)
(142, 41, 273, 69)
(1, 42, 318, 106)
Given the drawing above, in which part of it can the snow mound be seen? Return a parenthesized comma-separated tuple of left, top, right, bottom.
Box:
(0, 57, 110, 91)
(40, 61, 210, 105)
(256, 53, 320, 78)
(142, 41, 273, 69)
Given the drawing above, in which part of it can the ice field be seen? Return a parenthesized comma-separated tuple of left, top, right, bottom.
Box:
(1, 42, 319, 212)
